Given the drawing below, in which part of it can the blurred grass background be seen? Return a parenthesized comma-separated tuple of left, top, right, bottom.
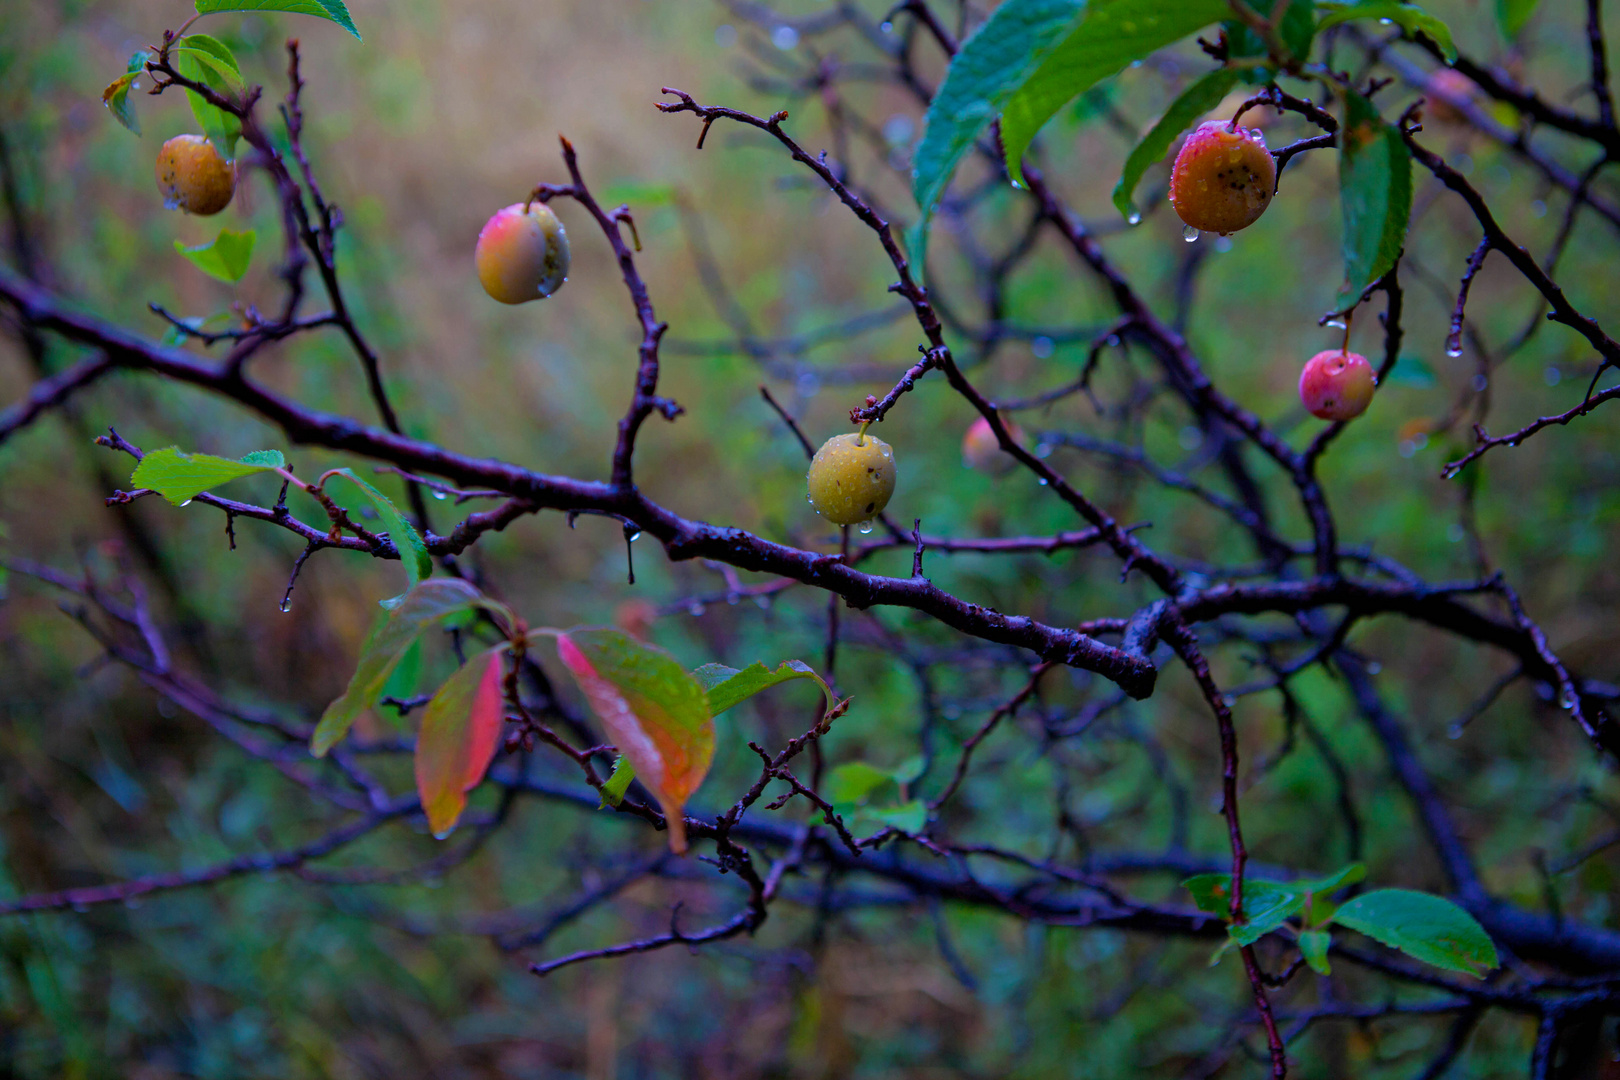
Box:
(0, 0, 1617, 1076)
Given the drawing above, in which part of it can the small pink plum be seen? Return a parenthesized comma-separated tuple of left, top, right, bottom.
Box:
(961, 415, 1026, 474)
(1424, 68, 1478, 125)
(1169, 121, 1276, 235)
(1299, 349, 1377, 421)
(475, 202, 570, 304)
(155, 134, 235, 216)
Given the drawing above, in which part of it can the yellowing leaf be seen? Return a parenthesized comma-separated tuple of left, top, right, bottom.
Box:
(416, 646, 508, 838)
(556, 629, 713, 853)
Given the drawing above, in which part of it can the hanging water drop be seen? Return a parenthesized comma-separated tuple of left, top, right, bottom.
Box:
(687, 601, 706, 617)
(1037, 477, 1049, 486)
(432, 490, 448, 501)
(858, 520, 875, 535)
(627, 529, 642, 542)
(1559, 687, 1578, 709)
(1447, 723, 1465, 740)
(1182, 226, 1200, 242)
(1324, 317, 1347, 330)
(1126, 211, 1142, 226)
(279, 598, 292, 613)
(754, 595, 772, 610)
(1447, 343, 1464, 358)
(178, 499, 193, 508)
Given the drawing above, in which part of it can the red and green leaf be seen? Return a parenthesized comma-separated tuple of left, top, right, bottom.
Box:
(555, 629, 713, 853)
(416, 645, 509, 838)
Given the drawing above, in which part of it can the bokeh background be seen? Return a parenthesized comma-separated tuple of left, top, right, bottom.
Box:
(1, 0, 1617, 1076)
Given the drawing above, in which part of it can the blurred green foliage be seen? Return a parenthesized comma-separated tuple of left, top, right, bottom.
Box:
(0, 0, 1617, 1076)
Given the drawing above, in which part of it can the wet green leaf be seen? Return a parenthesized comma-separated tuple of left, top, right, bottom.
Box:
(130, 446, 283, 505)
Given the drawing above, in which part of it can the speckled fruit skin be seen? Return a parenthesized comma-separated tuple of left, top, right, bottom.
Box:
(1425, 68, 1477, 125)
(806, 432, 896, 526)
(1169, 122, 1276, 235)
(155, 134, 235, 216)
(962, 415, 1025, 475)
(475, 203, 570, 305)
(1299, 349, 1377, 421)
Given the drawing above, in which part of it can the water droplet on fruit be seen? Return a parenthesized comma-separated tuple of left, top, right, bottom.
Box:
(858, 520, 875, 535)
(1183, 226, 1199, 243)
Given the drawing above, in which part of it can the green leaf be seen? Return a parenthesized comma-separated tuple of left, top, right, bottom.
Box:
(1329, 889, 1499, 976)
(862, 800, 927, 834)
(130, 446, 284, 505)
(102, 75, 141, 134)
(172, 34, 244, 92)
(1112, 67, 1240, 221)
(1496, 0, 1538, 39)
(1315, 2, 1457, 63)
(1291, 863, 1367, 897)
(999, 0, 1232, 187)
(325, 468, 433, 598)
(193, 0, 362, 41)
(824, 761, 894, 807)
(102, 51, 151, 134)
(908, 0, 1084, 272)
(377, 637, 422, 722)
(599, 755, 635, 808)
(174, 228, 256, 283)
(1337, 90, 1411, 302)
(1183, 863, 1364, 947)
(1299, 928, 1333, 975)
(1223, 2, 1318, 77)
(312, 579, 491, 756)
(172, 48, 240, 159)
(556, 629, 714, 853)
(692, 659, 836, 719)
(415, 645, 508, 838)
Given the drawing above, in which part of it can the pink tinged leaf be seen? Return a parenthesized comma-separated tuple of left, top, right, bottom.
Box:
(416, 646, 508, 839)
(556, 631, 713, 854)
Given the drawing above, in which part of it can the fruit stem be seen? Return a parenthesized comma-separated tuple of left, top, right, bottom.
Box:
(856, 419, 871, 445)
